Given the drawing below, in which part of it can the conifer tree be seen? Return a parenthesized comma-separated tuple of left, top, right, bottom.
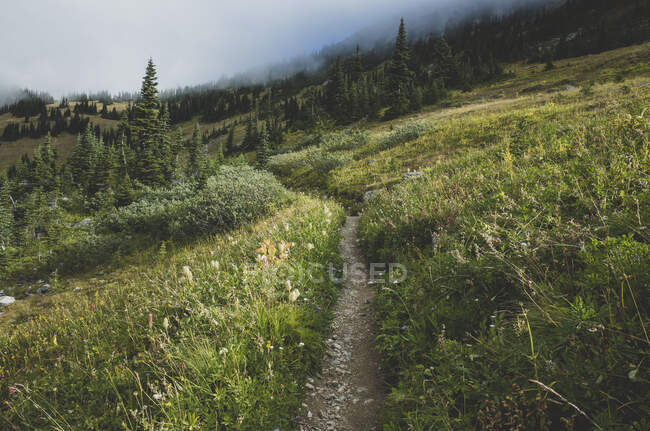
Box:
(32, 134, 59, 193)
(186, 123, 202, 180)
(226, 125, 235, 153)
(351, 45, 363, 82)
(387, 19, 414, 116)
(256, 124, 271, 169)
(0, 175, 13, 253)
(131, 58, 164, 186)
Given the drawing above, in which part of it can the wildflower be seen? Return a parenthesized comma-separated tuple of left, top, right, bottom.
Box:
(182, 266, 194, 283)
(401, 325, 407, 331)
(316, 307, 321, 311)
(148, 313, 153, 330)
(266, 341, 271, 351)
(211, 260, 220, 269)
(289, 289, 300, 303)
(8, 385, 17, 396)
(306, 243, 314, 250)
(298, 342, 305, 347)
(162, 317, 169, 331)
(153, 393, 163, 400)
(219, 347, 228, 355)
(285, 279, 292, 291)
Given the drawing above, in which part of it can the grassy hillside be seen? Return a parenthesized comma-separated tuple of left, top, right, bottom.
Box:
(267, 42, 650, 208)
(1, 194, 345, 429)
(263, 43, 650, 430)
(1, 40, 648, 431)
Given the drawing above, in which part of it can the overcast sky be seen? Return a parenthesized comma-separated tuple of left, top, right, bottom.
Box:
(0, 0, 442, 97)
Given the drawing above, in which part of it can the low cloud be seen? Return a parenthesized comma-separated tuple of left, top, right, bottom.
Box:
(0, 0, 549, 97)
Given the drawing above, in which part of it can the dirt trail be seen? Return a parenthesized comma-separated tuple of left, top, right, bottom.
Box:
(300, 216, 384, 431)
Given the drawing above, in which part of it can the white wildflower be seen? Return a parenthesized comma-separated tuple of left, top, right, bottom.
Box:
(211, 260, 220, 269)
(182, 266, 194, 283)
(219, 347, 228, 355)
(289, 289, 300, 303)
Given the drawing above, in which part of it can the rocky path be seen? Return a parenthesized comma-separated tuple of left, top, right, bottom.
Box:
(300, 216, 384, 431)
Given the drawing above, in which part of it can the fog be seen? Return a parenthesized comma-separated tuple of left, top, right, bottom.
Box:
(0, 0, 552, 99)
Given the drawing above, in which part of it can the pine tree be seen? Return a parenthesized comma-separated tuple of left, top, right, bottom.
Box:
(131, 58, 164, 186)
(256, 124, 271, 169)
(0, 175, 13, 253)
(325, 57, 349, 121)
(387, 19, 414, 117)
(226, 125, 235, 153)
(32, 134, 59, 193)
(186, 123, 202, 180)
(351, 45, 363, 82)
(69, 125, 96, 194)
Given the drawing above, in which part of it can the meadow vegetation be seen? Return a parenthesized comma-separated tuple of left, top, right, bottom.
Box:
(356, 85, 649, 430)
(260, 43, 650, 429)
(1, 195, 345, 429)
(1, 166, 288, 286)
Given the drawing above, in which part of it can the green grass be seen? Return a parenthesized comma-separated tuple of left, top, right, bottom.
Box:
(0, 195, 345, 429)
(356, 84, 649, 430)
(258, 42, 650, 430)
(1, 41, 649, 430)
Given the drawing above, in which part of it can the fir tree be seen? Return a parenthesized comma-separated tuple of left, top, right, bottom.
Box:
(387, 19, 414, 117)
(325, 57, 349, 122)
(226, 125, 235, 153)
(0, 175, 13, 253)
(32, 134, 59, 193)
(256, 124, 271, 169)
(186, 123, 202, 179)
(131, 58, 164, 186)
(351, 45, 363, 82)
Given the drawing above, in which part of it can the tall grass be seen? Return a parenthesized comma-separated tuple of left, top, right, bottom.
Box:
(0, 196, 345, 429)
(358, 98, 649, 429)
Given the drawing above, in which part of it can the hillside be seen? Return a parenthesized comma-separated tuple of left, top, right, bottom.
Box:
(1, 1, 649, 429)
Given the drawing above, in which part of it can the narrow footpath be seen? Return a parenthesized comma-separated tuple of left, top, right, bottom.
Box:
(300, 216, 384, 431)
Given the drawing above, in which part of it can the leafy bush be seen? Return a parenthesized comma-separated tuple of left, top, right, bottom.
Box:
(320, 129, 369, 152)
(101, 165, 289, 239)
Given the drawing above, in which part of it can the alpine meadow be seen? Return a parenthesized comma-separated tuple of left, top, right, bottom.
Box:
(0, 1, 649, 430)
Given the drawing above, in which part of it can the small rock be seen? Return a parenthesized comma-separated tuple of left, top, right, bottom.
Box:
(36, 284, 51, 294)
(403, 171, 424, 181)
(363, 398, 375, 405)
(0, 296, 16, 307)
(74, 218, 93, 229)
(305, 382, 315, 390)
(363, 189, 381, 202)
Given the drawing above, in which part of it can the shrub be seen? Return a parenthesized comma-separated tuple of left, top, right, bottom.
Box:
(100, 165, 289, 239)
(374, 121, 435, 152)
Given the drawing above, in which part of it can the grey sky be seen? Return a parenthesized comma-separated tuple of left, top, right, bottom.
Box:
(1, 0, 545, 97)
(0, 0, 429, 96)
